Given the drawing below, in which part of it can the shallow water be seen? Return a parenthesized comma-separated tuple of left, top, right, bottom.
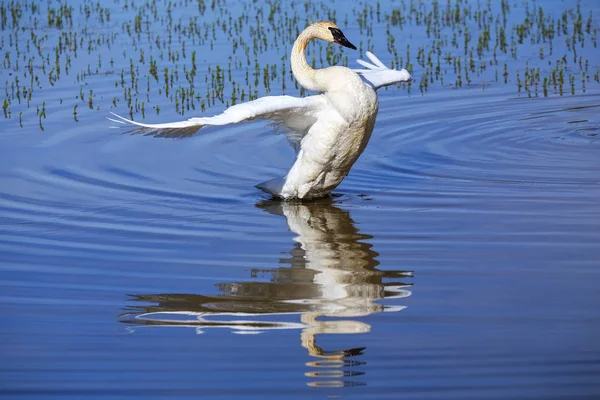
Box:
(2, 0, 600, 398)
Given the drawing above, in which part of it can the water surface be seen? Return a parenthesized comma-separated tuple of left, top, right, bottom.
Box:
(1, 0, 600, 398)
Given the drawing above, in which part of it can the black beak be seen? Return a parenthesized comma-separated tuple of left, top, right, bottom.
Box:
(328, 27, 357, 50)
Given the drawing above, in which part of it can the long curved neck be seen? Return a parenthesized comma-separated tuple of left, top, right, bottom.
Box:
(291, 27, 326, 92)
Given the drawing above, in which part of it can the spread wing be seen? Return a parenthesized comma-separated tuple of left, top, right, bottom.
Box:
(109, 95, 328, 150)
(353, 51, 412, 90)
(109, 52, 408, 146)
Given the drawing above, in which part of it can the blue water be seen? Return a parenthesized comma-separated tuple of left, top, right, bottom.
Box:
(1, 0, 600, 398)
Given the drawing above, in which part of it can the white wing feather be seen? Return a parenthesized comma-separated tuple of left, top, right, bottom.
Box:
(108, 51, 407, 142)
(353, 51, 412, 90)
(109, 95, 328, 144)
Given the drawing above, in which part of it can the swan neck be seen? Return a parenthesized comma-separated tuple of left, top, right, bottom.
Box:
(291, 28, 325, 92)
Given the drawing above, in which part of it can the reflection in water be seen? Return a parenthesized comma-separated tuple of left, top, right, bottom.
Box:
(119, 199, 413, 387)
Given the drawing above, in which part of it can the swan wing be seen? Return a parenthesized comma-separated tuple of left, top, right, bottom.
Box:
(353, 51, 412, 91)
(108, 95, 328, 144)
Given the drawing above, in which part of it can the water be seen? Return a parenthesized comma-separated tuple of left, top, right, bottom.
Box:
(1, 0, 600, 398)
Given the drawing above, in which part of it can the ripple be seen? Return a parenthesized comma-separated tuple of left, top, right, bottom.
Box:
(366, 92, 600, 188)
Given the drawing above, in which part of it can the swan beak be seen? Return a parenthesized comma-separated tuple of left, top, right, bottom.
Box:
(336, 36, 357, 50)
(329, 27, 357, 50)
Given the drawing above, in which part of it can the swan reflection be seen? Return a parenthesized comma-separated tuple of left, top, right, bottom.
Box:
(120, 198, 412, 387)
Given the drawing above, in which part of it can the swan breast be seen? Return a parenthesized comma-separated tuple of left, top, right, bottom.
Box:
(319, 66, 378, 122)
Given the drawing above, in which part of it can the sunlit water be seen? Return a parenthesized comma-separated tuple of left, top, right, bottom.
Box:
(2, 0, 600, 398)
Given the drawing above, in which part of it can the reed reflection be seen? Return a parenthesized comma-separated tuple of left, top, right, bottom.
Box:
(120, 198, 413, 387)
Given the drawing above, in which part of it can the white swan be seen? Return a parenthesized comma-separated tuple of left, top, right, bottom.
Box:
(109, 21, 411, 199)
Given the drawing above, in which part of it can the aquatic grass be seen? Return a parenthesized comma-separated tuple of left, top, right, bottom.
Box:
(0, 0, 598, 129)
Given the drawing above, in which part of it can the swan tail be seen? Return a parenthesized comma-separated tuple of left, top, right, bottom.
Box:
(256, 176, 287, 197)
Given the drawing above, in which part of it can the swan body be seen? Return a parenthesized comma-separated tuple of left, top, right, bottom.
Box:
(109, 21, 411, 199)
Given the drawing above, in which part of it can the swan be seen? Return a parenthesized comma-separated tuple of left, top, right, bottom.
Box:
(109, 21, 411, 199)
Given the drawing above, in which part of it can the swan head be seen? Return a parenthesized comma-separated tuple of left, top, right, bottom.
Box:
(311, 21, 357, 50)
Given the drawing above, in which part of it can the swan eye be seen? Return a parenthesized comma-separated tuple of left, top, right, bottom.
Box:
(328, 27, 357, 50)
